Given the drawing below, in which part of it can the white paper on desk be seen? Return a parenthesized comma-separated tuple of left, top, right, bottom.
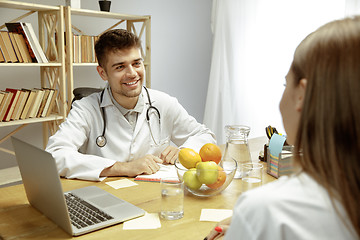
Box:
(105, 179, 138, 189)
(123, 213, 161, 230)
(200, 209, 233, 222)
(134, 164, 178, 181)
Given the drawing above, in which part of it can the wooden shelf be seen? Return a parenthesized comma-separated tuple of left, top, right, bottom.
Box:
(70, 8, 150, 20)
(0, 1, 59, 11)
(0, 63, 62, 67)
(0, 115, 65, 127)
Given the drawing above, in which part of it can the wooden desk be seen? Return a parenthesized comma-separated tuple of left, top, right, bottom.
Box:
(0, 137, 275, 239)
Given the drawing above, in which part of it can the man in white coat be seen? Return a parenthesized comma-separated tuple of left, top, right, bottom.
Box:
(46, 29, 216, 181)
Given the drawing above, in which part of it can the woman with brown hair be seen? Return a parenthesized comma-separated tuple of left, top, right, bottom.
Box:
(205, 16, 360, 240)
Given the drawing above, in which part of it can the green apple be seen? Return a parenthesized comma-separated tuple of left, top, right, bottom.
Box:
(196, 161, 219, 185)
(183, 168, 202, 190)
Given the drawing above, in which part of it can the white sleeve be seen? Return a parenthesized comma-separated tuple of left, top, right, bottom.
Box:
(225, 194, 258, 240)
(45, 98, 115, 181)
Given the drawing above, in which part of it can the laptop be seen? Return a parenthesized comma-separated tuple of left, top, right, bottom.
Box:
(11, 137, 145, 236)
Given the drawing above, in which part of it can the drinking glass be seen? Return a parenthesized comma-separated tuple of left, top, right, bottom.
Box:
(160, 177, 184, 220)
(241, 162, 263, 192)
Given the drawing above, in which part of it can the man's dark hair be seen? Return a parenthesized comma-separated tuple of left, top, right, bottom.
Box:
(95, 29, 141, 67)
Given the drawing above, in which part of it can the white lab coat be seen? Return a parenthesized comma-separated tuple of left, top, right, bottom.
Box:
(225, 172, 357, 240)
(46, 87, 216, 181)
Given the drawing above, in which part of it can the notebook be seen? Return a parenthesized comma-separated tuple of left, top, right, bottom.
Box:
(11, 137, 145, 236)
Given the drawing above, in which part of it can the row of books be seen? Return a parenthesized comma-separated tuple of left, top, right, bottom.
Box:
(72, 34, 99, 63)
(0, 22, 48, 63)
(0, 88, 57, 122)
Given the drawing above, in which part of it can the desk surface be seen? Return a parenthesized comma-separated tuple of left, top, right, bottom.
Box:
(0, 137, 275, 240)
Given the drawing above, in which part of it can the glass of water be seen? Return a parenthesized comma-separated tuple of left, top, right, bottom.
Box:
(160, 177, 184, 220)
(241, 162, 263, 192)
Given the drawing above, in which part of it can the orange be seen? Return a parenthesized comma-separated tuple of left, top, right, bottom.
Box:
(199, 143, 222, 164)
(206, 166, 226, 189)
(178, 148, 202, 169)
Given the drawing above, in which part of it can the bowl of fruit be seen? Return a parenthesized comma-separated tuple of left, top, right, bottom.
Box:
(175, 143, 237, 197)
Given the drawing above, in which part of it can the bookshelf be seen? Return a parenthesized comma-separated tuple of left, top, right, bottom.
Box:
(0, 1, 151, 156)
(63, 6, 151, 111)
(0, 1, 66, 155)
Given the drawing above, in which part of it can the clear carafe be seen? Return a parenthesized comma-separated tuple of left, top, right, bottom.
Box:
(222, 125, 251, 179)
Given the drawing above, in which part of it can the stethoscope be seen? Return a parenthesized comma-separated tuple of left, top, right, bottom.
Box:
(96, 86, 161, 147)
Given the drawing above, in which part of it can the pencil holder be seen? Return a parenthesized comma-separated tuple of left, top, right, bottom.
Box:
(266, 145, 294, 178)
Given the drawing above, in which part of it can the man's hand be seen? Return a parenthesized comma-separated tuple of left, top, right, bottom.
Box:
(160, 146, 180, 164)
(100, 154, 163, 177)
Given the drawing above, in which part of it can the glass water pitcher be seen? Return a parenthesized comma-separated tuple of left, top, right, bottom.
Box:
(222, 125, 251, 179)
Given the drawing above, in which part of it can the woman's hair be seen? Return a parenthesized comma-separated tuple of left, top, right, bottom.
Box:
(291, 16, 360, 237)
(95, 29, 141, 68)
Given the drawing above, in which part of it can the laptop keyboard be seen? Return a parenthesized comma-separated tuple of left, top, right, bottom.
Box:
(65, 193, 114, 229)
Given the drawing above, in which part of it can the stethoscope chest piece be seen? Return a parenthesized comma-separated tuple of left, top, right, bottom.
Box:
(96, 135, 107, 148)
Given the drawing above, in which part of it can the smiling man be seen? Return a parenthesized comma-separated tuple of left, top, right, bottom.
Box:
(45, 29, 216, 181)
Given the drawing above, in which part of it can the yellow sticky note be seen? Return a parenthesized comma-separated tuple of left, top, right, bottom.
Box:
(105, 179, 138, 189)
(123, 213, 161, 230)
(199, 209, 233, 222)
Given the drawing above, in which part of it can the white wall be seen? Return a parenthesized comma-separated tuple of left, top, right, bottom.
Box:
(0, 0, 213, 169)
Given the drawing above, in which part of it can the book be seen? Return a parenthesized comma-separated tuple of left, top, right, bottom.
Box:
(94, 36, 99, 63)
(0, 31, 18, 63)
(86, 35, 92, 63)
(12, 89, 29, 120)
(0, 92, 5, 108)
(0, 47, 5, 63)
(41, 89, 54, 117)
(27, 88, 44, 118)
(22, 22, 48, 63)
(36, 88, 51, 117)
(3, 88, 21, 121)
(0, 91, 13, 121)
(14, 33, 32, 63)
(73, 34, 80, 63)
(0, 92, 10, 120)
(6, 22, 39, 63)
(42, 89, 57, 117)
(0, 32, 12, 62)
(20, 89, 36, 119)
(81, 35, 87, 63)
(134, 164, 178, 182)
(8, 32, 23, 63)
(10, 89, 26, 120)
(91, 36, 96, 63)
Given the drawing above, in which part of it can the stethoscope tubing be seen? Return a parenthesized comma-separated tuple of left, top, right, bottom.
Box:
(96, 86, 160, 147)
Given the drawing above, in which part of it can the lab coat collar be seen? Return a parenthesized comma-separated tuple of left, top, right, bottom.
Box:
(100, 85, 151, 109)
(99, 85, 113, 108)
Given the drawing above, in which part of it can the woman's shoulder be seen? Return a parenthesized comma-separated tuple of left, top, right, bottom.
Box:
(231, 173, 356, 239)
(238, 172, 322, 208)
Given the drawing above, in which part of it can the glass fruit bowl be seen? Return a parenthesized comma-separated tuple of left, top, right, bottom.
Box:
(174, 158, 237, 197)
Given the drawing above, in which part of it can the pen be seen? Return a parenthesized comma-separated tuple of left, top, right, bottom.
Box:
(204, 226, 223, 240)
